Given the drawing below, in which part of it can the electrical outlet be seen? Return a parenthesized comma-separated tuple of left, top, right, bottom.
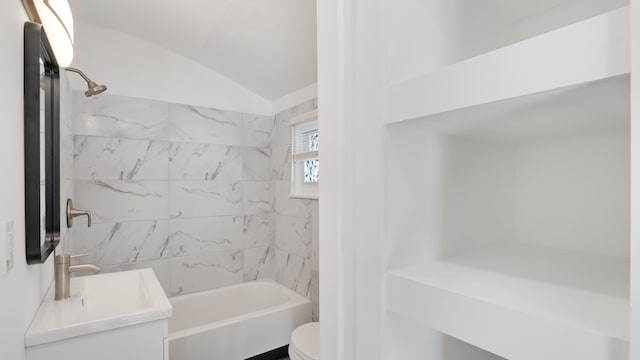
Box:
(6, 221, 14, 272)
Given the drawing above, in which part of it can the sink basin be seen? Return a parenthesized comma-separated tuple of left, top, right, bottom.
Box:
(25, 269, 172, 347)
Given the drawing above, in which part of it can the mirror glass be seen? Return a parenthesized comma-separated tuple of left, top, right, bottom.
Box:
(39, 58, 47, 248)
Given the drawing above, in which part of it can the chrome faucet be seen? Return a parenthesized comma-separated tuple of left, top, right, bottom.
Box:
(54, 253, 101, 300)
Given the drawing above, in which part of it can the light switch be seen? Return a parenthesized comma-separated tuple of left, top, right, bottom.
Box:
(6, 221, 14, 273)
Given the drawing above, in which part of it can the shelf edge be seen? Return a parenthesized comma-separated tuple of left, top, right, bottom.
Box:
(387, 6, 630, 125)
(387, 272, 628, 360)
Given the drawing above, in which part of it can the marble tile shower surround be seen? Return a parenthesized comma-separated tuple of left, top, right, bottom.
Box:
(71, 91, 318, 316)
(270, 98, 319, 321)
(71, 92, 273, 296)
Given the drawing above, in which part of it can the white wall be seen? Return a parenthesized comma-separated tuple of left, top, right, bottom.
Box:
(630, 1, 640, 357)
(386, 124, 630, 266)
(318, 0, 355, 357)
(386, 0, 515, 84)
(0, 3, 55, 359)
(272, 83, 317, 114)
(70, 22, 273, 116)
(515, 135, 630, 256)
(318, 0, 386, 358)
(386, 0, 628, 86)
(515, 0, 629, 40)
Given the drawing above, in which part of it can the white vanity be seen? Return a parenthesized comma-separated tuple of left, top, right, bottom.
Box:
(25, 269, 172, 360)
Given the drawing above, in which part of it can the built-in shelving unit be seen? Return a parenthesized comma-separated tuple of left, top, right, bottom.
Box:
(388, 6, 629, 125)
(384, 1, 632, 359)
(388, 244, 629, 360)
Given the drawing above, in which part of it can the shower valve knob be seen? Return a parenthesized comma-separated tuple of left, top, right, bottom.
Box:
(66, 199, 92, 228)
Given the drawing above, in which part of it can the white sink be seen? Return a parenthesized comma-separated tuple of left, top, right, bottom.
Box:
(25, 269, 172, 347)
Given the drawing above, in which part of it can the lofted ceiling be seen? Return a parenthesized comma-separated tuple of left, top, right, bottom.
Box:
(70, 0, 317, 100)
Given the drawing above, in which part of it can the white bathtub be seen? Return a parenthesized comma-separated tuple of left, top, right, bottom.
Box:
(168, 280, 311, 360)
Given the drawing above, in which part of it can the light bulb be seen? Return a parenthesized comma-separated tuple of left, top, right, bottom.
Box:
(33, 0, 74, 67)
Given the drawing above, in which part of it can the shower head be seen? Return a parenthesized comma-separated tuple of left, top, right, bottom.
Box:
(65, 67, 108, 97)
(85, 81, 107, 97)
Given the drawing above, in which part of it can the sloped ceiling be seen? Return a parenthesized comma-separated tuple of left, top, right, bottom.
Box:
(71, 0, 317, 100)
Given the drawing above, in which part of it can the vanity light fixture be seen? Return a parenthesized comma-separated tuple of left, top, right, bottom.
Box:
(22, 0, 74, 67)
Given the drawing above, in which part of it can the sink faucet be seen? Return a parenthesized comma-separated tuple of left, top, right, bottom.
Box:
(54, 253, 101, 300)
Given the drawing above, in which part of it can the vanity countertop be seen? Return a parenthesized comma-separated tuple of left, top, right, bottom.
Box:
(25, 268, 172, 347)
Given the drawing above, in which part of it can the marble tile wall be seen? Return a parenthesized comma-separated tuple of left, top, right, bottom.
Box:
(60, 74, 75, 253)
(71, 91, 274, 296)
(70, 91, 319, 320)
(270, 98, 320, 321)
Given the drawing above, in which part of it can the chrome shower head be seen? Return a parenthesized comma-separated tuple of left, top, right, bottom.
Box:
(65, 67, 108, 97)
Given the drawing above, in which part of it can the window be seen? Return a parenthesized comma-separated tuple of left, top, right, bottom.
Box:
(290, 110, 319, 199)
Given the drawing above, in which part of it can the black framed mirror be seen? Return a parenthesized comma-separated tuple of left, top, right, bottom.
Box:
(24, 22, 60, 264)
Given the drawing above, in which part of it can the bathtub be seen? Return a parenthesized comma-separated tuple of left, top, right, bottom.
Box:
(168, 280, 311, 360)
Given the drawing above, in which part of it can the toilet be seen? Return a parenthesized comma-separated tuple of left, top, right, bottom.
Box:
(289, 322, 320, 360)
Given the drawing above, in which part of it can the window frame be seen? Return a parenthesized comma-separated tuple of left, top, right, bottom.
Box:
(289, 110, 319, 199)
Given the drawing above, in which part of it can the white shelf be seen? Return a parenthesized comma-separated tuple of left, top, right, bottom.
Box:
(387, 244, 629, 360)
(387, 6, 630, 125)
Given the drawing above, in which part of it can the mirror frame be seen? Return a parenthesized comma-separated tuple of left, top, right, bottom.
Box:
(24, 21, 60, 264)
